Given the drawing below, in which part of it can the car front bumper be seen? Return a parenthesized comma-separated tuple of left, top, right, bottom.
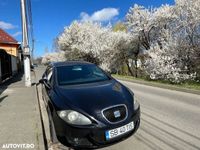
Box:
(53, 107, 140, 149)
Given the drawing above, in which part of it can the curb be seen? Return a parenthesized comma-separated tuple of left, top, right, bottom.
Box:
(115, 77, 200, 95)
(32, 71, 46, 150)
(34, 85, 46, 150)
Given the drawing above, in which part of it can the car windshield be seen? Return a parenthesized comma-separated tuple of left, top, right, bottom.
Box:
(57, 64, 110, 85)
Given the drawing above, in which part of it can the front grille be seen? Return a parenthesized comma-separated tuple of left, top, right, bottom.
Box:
(102, 104, 127, 123)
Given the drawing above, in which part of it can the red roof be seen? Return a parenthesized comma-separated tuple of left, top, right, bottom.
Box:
(0, 28, 18, 44)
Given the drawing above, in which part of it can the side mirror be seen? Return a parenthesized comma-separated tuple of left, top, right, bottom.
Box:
(39, 78, 47, 84)
(39, 78, 51, 89)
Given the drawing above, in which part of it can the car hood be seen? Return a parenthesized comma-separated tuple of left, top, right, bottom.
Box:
(55, 79, 132, 117)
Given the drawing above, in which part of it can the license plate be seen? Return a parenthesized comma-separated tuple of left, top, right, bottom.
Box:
(105, 122, 134, 140)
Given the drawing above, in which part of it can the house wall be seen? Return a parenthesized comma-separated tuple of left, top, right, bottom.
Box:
(0, 43, 18, 57)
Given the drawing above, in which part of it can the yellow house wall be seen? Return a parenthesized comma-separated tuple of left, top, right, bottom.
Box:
(0, 44, 18, 57)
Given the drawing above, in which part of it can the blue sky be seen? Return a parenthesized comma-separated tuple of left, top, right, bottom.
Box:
(0, 0, 174, 57)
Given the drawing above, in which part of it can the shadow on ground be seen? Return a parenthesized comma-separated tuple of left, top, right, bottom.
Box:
(0, 71, 24, 104)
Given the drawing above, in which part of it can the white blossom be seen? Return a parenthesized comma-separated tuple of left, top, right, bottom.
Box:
(57, 21, 131, 71)
(41, 52, 66, 65)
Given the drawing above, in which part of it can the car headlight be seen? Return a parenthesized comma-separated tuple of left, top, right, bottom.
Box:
(57, 110, 92, 125)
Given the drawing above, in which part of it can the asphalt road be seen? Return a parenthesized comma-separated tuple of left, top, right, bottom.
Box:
(101, 80, 200, 150)
(35, 66, 200, 150)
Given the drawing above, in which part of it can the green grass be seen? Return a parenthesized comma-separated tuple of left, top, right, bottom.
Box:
(112, 74, 200, 91)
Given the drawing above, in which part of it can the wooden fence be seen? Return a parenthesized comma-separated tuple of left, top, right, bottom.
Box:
(0, 49, 18, 83)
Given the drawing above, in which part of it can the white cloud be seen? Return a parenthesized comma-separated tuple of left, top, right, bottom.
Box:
(0, 21, 16, 30)
(80, 8, 119, 22)
(12, 31, 22, 37)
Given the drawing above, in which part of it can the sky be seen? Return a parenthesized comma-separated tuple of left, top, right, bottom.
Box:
(0, 0, 174, 57)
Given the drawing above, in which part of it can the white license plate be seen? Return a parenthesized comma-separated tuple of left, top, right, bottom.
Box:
(105, 122, 134, 140)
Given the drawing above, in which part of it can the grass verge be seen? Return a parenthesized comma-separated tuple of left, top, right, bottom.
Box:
(112, 74, 200, 93)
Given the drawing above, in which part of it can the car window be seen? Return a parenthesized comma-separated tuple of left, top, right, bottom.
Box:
(57, 64, 110, 85)
(93, 67, 106, 77)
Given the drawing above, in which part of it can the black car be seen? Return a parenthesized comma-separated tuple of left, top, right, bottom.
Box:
(40, 61, 140, 149)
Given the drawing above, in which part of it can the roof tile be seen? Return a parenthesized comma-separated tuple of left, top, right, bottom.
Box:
(0, 28, 18, 44)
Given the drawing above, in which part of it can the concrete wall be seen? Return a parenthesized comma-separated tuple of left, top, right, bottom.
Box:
(11, 56, 18, 75)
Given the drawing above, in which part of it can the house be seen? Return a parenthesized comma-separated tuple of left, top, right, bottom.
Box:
(0, 28, 22, 83)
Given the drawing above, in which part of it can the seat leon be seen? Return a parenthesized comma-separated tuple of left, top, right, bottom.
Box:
(39, 61, 140, 149)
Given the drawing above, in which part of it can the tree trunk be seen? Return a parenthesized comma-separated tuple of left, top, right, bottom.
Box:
(126, 60, 134, 77)
(135, 58, 138, 78)
(134, 43, 140, 78)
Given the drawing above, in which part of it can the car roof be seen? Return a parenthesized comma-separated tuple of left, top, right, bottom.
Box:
(50, 61, 93, 67)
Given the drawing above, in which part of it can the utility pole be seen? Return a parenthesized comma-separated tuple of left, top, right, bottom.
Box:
(20, 0, 31, 87)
